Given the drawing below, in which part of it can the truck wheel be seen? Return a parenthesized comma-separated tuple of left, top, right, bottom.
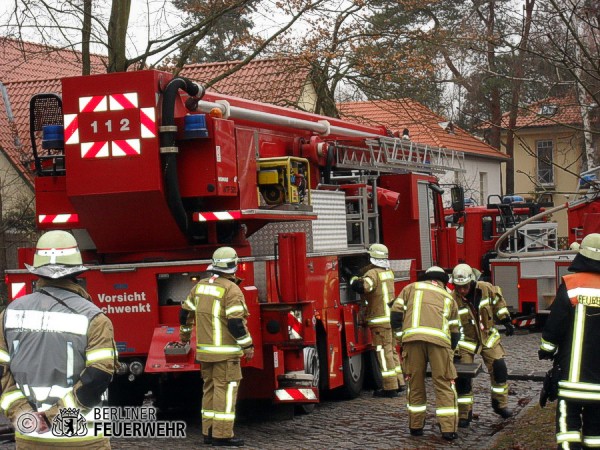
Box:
(338, 350, 365, 399)
(295, 346, 319, 415)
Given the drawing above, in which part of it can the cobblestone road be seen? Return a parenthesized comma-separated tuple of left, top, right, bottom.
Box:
(0, 330, 552, 449)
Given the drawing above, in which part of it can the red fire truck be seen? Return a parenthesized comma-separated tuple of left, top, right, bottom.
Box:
(5, 70, 464, 410)
(445, 170, 599, 325)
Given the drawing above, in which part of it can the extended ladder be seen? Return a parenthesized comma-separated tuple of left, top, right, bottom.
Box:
(332, 136, 466, 174)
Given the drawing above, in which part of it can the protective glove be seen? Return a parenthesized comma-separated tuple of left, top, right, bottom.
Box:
(243, 345, 255, 360)
(503, 321, 515, 337)
(450, 332, 461, 350)
(538, 349, 555, 361)
(342, 266, 355, 279)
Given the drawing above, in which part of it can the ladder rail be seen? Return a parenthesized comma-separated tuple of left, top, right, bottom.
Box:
(332, 137, 466, 174)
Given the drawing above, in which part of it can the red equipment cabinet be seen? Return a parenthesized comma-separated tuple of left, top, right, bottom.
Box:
(6, 69, 465, 410)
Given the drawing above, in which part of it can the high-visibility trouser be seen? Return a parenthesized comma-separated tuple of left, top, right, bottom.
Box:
(392, 341, 405, 387)
(371, 326, 399, 391)
(200, 359, 243, 439)
(556, 397, 600, 449)
(456, 344, 508, 417)
(402, 341, 458, 433)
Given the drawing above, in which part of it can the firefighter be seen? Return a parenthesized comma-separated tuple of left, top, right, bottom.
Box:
(349, 243, 403, 397)
(391, 266, 461, 441)
(0, 230, 116, 449)
(180, 246, 253, 447)
(539, 233, 600, 449)
(451, 263, 514, 427)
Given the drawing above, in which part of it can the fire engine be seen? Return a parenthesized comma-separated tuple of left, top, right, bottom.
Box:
(445, 168, 600, 326)
(5, 70, 464, 411)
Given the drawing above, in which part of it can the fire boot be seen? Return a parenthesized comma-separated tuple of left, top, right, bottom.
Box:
(373, 389, 399, 398)
(203, 427, 212, 444)
(458, 411, 472, 428)
(212, 437, 245, 447)
(409, 428, 424, 436)
(442, 432, 458, 441)
(492, 399, 513, 419)
(493, 406, 513, 419)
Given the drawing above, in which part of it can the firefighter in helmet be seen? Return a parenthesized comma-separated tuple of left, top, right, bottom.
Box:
(349, 243, 404, 397)
(451, 263, 514, 427)
(180, 246, 253, 447)
(391, 266, 461, 441)
(539, 233, 600, 449)
(0, 230, 116, 449)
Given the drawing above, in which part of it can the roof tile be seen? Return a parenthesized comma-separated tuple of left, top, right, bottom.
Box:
(180, 58, 310, 106)
(338, 99, 508, 160)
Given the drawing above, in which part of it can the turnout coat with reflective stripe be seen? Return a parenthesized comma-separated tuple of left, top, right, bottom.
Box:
(356, 265, 395, 328)
(542, 270, 600, 401)
(0, 281, 116, 445)
(453, 281, 510, 354)
(181, 274, 252, 362)
(392, 281, 459, 349)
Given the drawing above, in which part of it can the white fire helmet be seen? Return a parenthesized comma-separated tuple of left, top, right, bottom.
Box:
(579, 233, 600, 261)
(452, 263, 475, 286)
(368, 243, 390, 269)
(208, 246, 239, 274)
(25, 230, 88, 279)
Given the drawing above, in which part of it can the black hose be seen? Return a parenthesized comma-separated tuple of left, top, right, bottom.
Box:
(323, 144, 334, 184)
(161, 77, 201, 237)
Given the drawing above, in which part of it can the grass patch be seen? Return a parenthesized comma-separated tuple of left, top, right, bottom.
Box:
(490, 403, 555, 450)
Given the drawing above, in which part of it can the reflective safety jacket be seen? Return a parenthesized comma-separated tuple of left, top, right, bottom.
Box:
(541, 267, 600, 402)
(353, 265, 395, 328)
(453, 281, 510, 354)
(181, 273, 252, 362)
(0, 279, 116, 445)
(391, 281, 460, 349)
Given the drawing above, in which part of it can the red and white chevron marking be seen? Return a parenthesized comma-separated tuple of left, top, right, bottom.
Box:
(64, 114, 79, 145)
(81, 141, 109, 158)
(288, 311, 303, 340)
(193, 211, 242, 222)
(274, 388, 317, 402)
(109, 93, 138, 110)
(112, 139, 141, 156)
(140, 108, 156, 138)
(79, 95, 107, 113)
(514, 317, 536, 328)
(11, 283, 26, 300)
(38, 214, 79, 224)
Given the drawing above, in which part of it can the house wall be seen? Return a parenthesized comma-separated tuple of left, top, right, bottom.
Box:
(298, 81, 318, 113)
(509, 127, 584, 239)
(438, 156, 504, 208)
(0, 150, 36, 268)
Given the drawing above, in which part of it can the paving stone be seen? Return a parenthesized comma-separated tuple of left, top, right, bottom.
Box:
(0, 331, 550, 449)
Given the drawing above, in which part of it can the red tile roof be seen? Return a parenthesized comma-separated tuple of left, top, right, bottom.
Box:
(338, 99, 508, 160)
(0, 37, 107, 82)
(1, 54, 313, 187)
(0, 78, 63, 184)
(179, 58, 310, 106)
(497, 94, 587, 129)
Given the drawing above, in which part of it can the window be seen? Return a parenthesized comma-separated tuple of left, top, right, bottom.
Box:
(536, 140, 554, 185)
(479, 172, 488, 205)
(539, 105, 558, 116)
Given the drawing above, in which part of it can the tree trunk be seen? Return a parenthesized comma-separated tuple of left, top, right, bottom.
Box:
(505, 0, 535, 195)
(81, 0, 92, 75)
(574, 16, 597, 171)
(107, 0, 132, 73)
